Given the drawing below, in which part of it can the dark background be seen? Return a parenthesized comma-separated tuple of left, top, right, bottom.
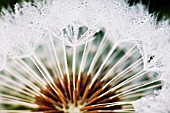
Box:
(128, 0, 170, 20)
(0, 0, 170, 20)
(0, 0, 33, 11)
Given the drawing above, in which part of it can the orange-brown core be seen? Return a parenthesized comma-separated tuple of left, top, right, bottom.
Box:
(33, 73, 121, 113)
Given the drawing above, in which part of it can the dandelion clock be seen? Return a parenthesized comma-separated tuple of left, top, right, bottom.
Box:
(0, 0, 170, 113)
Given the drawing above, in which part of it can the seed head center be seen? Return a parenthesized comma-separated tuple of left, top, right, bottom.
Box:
(62, 101, 85, 113)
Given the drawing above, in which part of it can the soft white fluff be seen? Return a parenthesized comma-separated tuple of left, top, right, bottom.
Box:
(0, 0, 170, 112)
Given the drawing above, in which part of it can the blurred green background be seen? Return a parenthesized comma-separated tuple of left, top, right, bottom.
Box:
(0, 0, 170, 21)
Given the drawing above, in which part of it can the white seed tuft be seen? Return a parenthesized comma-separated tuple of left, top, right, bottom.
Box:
(0, 0, 170, 112)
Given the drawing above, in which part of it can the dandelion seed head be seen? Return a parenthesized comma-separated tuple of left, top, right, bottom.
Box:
(0, 0, 170, 113)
